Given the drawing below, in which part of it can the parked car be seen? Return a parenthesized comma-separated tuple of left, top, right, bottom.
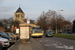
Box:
(0, 41, 2, 50)
(0, 37, 10, 47)
(6, 32, 19, 40)
(0, 31, 16, 44)
(45, 31, 53, 37)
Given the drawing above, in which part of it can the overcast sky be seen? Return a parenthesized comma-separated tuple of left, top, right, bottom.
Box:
(0, 0, 75, 22)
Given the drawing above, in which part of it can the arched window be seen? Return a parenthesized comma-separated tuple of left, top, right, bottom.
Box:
(18, 14, 19, 17)
(16, 14, 19, 18)
(21, 15, 23, 18)
(16, 14, 18, 17)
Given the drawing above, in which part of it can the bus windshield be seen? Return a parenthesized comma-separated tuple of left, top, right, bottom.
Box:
(33, 29, 42, 33)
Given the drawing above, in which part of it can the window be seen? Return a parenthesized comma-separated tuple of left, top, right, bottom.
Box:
(67, 26, 69, 28)
(18, 14, 19, 17)
(21, 15, 23, 17)
(0, 32, 8, 37)
(10, 33, 15, 35)
(16, 14, 19, 18)
(16, 14, 18, 18)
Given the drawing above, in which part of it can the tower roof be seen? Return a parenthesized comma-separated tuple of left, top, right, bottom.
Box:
(15, 7, 24, 13)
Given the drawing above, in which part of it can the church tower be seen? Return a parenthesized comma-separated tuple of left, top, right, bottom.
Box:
(14, 7, 25, 21)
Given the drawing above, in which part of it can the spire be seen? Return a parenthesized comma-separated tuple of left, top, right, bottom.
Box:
(15, 7, 24, 13)
(19, 4, 20, 7)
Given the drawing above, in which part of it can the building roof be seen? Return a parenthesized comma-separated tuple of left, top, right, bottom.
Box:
(23, 19, 35, 24)
(15, 7, 24, 13)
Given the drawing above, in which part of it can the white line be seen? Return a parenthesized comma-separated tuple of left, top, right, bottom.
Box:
(59, 43, 62, 45)
(53, 43, 58, 46)
(56, 42, 58, 43)
(53, 41, 55, 42)
(45, 40, 48, 41)
(39, 41, 42, 42)
(44, 44, 50, 46)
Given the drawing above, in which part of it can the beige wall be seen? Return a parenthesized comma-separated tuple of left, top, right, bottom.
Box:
(14, 13, 25, 21)
(62, 24, 72, 32)
(19, 23, 39, 27)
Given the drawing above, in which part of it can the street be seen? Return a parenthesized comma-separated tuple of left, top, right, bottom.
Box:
(2, 36, 75, 50)
(34, 36, 75, 50)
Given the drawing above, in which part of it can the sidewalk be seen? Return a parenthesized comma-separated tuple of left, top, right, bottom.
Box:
(8, 38, 43, 50)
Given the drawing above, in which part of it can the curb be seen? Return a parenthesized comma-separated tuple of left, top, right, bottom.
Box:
(32, 38, 44, 50)
(7, 43, 15, 50)
(7, 40, 19, 50)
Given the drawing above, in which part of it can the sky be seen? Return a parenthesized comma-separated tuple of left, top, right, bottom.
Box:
(0, 0, 75, 22)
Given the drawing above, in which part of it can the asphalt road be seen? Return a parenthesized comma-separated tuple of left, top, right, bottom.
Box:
(34, 36, 75, 50)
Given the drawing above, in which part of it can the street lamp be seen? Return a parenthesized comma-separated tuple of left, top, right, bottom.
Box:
(48, 10, 51, 30)
(55, 10, 63, 34)
(55, 15, 57, 34)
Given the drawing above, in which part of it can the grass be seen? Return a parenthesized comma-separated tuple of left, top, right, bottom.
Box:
(53, 33, 75, 40)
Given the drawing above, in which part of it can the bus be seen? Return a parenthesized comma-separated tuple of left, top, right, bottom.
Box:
(31, 26, 44, 37)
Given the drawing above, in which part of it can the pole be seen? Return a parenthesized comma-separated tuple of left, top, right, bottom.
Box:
(56, 15, 57, 34)
(55, 10, 63, 34)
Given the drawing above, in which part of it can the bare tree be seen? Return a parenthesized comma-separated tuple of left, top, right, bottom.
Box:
(0, 20, 3, 27)
(0, 17, 14, 32)
(46, 10, 66, 33)
(1, 19, 9, 31)
(37, 10, 73, 34)
(57, 15, 65, 32)
(37, 11, 49, 32)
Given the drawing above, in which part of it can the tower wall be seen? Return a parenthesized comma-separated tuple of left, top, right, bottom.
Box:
(14, 12, 25, 21)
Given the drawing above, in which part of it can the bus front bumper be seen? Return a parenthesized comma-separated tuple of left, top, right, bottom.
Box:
(31, 34, 43, 37)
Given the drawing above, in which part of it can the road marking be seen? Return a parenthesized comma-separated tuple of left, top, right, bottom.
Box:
(39, 41, 42, 42)
(53, 44, 58, 46)
(44, 44, 50, 46)
(45, 40, 48, 41)
(56, 45, 74, 49)
(59, 43, 62, 45)
(56, 42, 58, 43)
(39, 40, 49, 42)
(51, 40, 52, 41)
(53, 41, 55, 42)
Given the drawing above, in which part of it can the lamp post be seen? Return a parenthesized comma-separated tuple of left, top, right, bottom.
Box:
(55, 11, 58, 34)
(55, 10, 63, 34)
(48, 10, 51, 30)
